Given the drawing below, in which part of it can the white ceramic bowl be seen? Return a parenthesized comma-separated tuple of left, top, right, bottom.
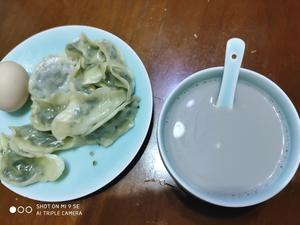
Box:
(157, 67, 300, 207)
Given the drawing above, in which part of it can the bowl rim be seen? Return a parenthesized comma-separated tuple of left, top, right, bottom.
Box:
(157, 66, 300, 207)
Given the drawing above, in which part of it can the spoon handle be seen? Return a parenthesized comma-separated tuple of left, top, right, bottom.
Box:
(216, 38, 245, 109)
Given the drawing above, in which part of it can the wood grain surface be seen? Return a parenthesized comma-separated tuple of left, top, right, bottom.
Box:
(0, 0, 299, 225)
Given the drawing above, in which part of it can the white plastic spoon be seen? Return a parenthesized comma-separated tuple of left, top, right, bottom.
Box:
(216, 38, 245, 109)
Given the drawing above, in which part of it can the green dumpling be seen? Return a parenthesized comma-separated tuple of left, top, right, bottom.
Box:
(0, 134, 65, 186)
(9, 125, 83, 158)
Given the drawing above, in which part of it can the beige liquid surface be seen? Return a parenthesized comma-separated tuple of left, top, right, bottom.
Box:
(163, 78, 288, 195)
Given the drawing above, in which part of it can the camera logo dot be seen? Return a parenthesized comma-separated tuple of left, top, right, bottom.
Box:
(25, 206, 33, 214)
(9, 206, 33, 214)
(9, 206, 16, 214)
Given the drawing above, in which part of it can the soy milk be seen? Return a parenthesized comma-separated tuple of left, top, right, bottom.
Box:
(163, 78, 288, 195)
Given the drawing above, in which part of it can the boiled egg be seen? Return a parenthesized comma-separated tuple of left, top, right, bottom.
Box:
(0, 61, 29, 112)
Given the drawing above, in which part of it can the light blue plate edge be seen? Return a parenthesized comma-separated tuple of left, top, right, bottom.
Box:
(0, 25, 153, 202)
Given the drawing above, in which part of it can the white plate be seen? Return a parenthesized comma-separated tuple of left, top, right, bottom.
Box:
(0, 25, 153, 202)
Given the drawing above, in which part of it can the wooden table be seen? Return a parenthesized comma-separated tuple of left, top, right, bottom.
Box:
(0, 0, 299, 224)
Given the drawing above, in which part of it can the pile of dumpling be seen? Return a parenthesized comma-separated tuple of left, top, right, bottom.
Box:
(0, 34, 139, 186)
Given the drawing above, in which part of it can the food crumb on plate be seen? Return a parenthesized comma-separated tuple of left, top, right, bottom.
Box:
(92, 160, 97, 166)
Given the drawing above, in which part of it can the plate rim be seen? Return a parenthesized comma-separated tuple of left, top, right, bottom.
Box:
(1, 25, 153, 202)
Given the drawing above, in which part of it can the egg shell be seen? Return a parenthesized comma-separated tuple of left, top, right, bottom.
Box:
(0, 61, 29, 112)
